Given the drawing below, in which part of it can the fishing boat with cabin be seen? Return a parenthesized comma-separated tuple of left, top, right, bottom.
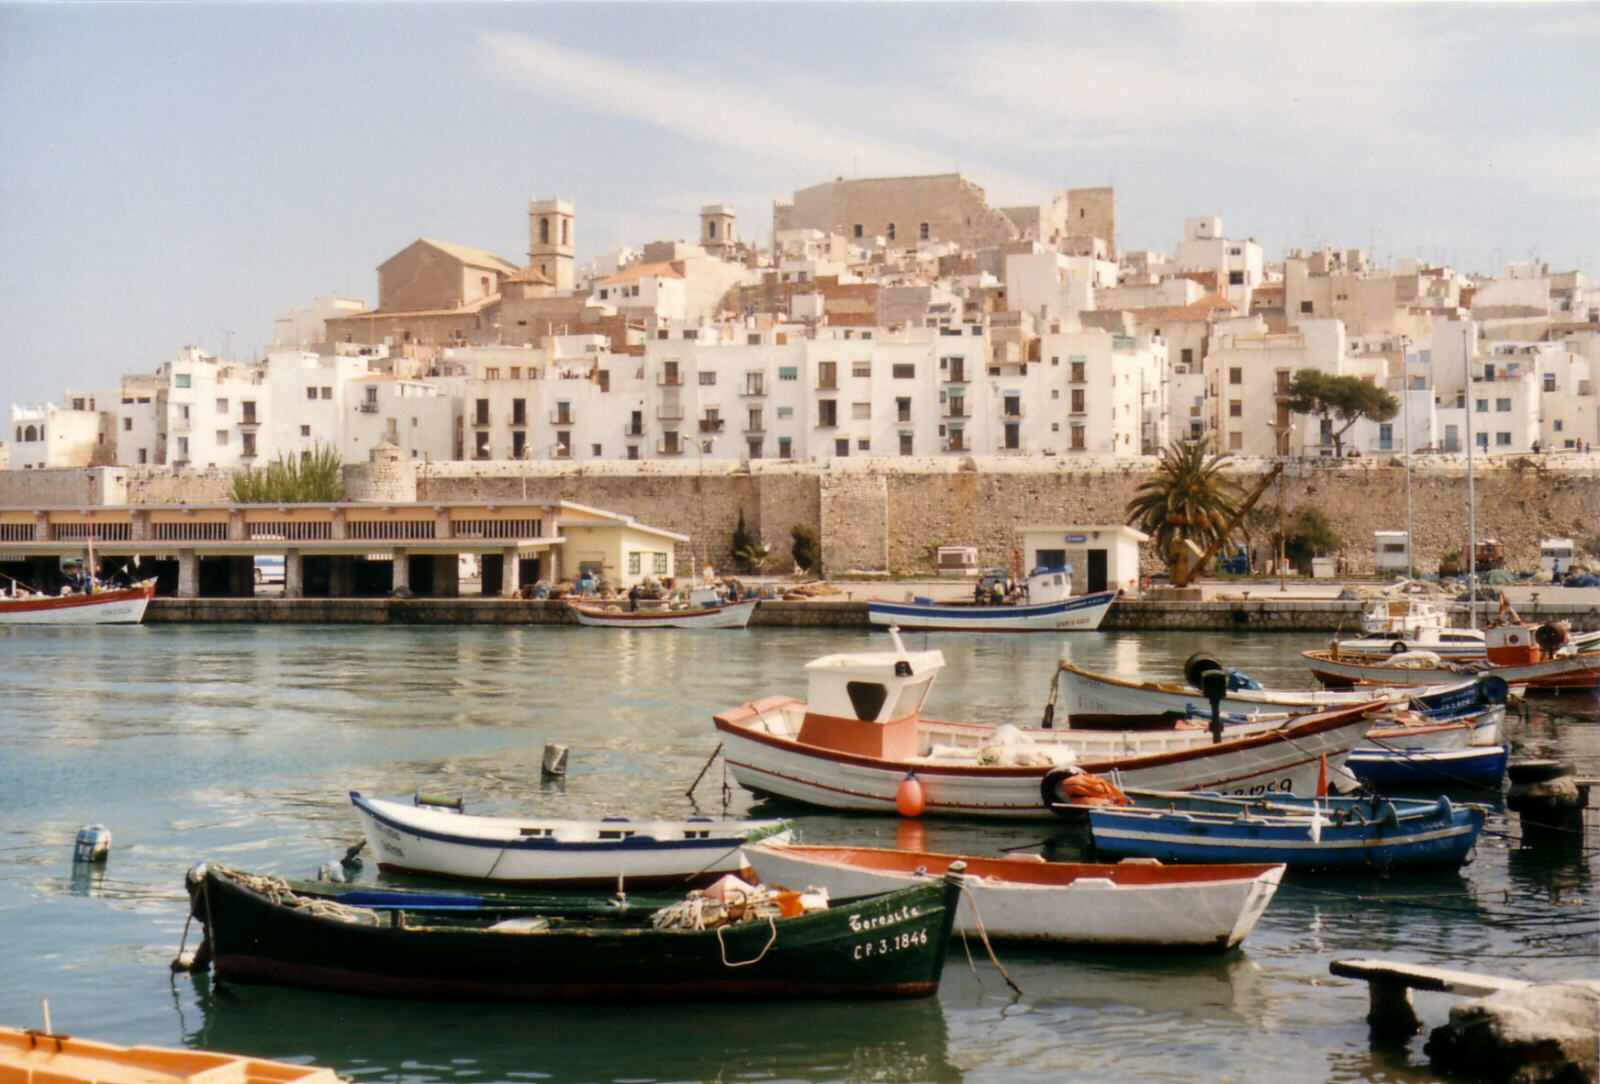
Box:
(866, 567, 1117, 632)
(711, 630, 1382, 818)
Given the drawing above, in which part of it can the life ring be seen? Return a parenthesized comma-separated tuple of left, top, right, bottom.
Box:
(1390, 641, 1408, 655)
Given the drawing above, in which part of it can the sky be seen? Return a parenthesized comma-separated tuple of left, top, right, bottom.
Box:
(2, 2, 1597, 415)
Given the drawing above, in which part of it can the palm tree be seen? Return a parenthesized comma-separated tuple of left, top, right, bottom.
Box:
(1125, 441, 1245, 575)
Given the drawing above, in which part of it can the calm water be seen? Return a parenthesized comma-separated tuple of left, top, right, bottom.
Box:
(1, 625, 1595, 1084)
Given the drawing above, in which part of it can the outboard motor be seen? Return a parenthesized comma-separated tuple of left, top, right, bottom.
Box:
(1201, 668, 1230, 744)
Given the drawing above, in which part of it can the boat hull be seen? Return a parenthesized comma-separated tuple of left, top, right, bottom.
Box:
(0, 582, 154, 625)
(744, 845, 1283, 951)
(195, 865, 958, 1002)
(866, 590, 1117, 631)
(570, 599, 757, 628)
(1303, 650, 1600, 693)
(1086, 795, 1485, 871)
(713, 701, 1378, 818)
(1345, 745, 1509, 789)
(350, 792, 790, 888)
(0, 1026, 340, 1084)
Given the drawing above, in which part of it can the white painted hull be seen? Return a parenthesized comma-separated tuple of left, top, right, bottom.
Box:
(1304, 650, 1600, 693)
(744, 845, 1283, 950)
(351, 792, 790, 887)
(570, 599, 757, 629)
(867, 590, 1116, 631)
(0, 583, 154, 626)
(713, 701, 1378, 817)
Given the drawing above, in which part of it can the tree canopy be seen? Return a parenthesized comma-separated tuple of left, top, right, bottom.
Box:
(1125, 441, 1245, 574)
(1281, 368, 1399, 456)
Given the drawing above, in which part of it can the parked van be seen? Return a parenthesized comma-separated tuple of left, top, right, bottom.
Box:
(1540, 538, 1575, 576)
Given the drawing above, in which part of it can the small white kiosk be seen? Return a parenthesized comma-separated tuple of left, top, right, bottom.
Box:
(1016, 525, 1148, 596)
(1374, 530, 1411, 574)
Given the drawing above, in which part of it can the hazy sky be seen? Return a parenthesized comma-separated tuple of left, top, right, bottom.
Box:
(2, 2, 1596, 414)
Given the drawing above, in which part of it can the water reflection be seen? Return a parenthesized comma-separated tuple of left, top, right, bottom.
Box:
(185, 976, 958, 1084)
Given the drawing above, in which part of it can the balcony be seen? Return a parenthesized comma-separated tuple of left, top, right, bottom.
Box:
(944, 438, 967, 453)
(741, 382, 766, 397)
(239, 414, 260, 426)
(942, 403, 968, 419)
(656, 406, 684, 421)
(943, 370, 968, 384)
(552, 445, 572, 459)
(357, 403, 379, 414)
(816, 379, 837, 391)
(471, 416, 491, 428)
(1001, 405, 1024, 418)
(549, 412, 573, 426)
(657, 372, 682, 387)
(743, 422, 765, 435)
(698, 418, 724, 433)
(657, 439, 684, 456)
(622, 423, 644, 437)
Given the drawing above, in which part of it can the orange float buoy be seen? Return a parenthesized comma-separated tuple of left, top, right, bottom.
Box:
(895, 772, 926, 818)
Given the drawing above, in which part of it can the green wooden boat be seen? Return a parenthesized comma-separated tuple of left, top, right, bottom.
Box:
(187, 864, 963, 1002)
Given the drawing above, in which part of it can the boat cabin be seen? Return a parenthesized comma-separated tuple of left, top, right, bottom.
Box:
(795, 631, 944, 759)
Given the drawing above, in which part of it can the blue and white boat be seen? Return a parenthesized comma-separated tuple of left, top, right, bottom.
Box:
(867, 568, 1117, 631)
(1345, 744, 1509, 790)
(349, 792, 792, 888)
(1080, 790, 1485, 872)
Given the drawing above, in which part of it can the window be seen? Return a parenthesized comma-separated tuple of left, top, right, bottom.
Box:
(175, 373, 191, 389)
(1475, 399, 1488, 413)
(699, 371, 716, 386)
(653, 553, 668, 575)
(851, 402, 871, 420)
(1071, 389, 1085, 413)
(177, 437, 188, 458)
(1229, 431, 1243, 450)
(216, 398, 228, 413)
(835, 438, 850, 457)
(628, 553, 641, 575)
(1229, 367, 1242, 385)
(919, 222, 930, 240)
(485, 367, 500, 380)
(1003, 393, 1021, 417)
(896, 398, 911, 422)
(306, 386, 318, 400)
(242, 432, 256, 456)
(512, 398, 527, 425)
(899, 432, 914, 455)
(1300, 301, 1314, 314)
(300, 425, 311, 437)
(886, 223, 896, 241)
(321, 387, 332, 400)
(1495, 398, 1511, 412)
(1378, 423, 1393, 450)
(778, 366, 798, 382)
(1050, 389, 1059, 400)
(1229, 270, 1244, 286)
(1496, 432, 1512, 446)
(817, 361, 837, 389)
(778, 436, 792, 458)
(852, 361, 871, 378)
(216, 430, 228, 445)
(777, 406, 794, 419)
(892, 364, 915, 379)
(1003, 422, 1020, 450)
(138, 448, 147, 464)
(1070, 361, 1085, 383)
(475, 399, 490, 425)
(853, 224, 863, 239)
(1070, 425, 1085, 451)
(818, 400, 837, 427)
(512, 431, 526, 458)
(122, 417, 132, 431)
(1180, 348, 1193, 367)
(510, 366, 521, 380)
(1554, 419, 1564, 432)
(1543, 374, 1557, 392)
(1229, 401, 1242, 417)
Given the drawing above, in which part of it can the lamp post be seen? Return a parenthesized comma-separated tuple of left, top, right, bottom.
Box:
(1269, 422, 1294, 592)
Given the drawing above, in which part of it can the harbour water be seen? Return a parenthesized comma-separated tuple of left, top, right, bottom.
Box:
(2, 625, 1594, 1083)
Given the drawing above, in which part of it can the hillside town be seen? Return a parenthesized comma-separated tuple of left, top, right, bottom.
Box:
(6, 173, 1598, 472)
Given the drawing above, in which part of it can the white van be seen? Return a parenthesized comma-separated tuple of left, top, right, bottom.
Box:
(1539, 538, 1575, 576)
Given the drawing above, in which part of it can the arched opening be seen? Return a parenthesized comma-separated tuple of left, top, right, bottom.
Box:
(540, 217, 550, 245)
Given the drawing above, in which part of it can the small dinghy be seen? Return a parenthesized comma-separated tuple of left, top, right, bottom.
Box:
(1064, 789, 1486, 872)
(744, 843, 1282, 952)
(350, 791, 792, 888)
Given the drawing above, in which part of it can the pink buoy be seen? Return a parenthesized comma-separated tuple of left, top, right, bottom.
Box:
(895, 772, 925, 818)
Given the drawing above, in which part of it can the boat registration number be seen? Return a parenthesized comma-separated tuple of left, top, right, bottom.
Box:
(1222, 777, 1294, 797)
(853, 928, 929, 960)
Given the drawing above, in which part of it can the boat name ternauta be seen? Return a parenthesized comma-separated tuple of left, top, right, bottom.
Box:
(848, 905, 921, 932)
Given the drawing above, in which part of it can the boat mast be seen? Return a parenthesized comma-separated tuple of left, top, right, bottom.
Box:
(1463, 323, 1476, 629)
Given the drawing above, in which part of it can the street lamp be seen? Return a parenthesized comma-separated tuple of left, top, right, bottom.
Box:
(1269, 422, 1294, 591)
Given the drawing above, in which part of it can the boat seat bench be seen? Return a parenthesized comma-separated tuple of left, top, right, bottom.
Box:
(1329, 956, 1530, 1036)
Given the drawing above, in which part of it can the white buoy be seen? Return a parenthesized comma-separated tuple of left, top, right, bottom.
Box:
(316, 861, 344, 883)
(73, 824, 111, 864)
(542, 743, 569, 777)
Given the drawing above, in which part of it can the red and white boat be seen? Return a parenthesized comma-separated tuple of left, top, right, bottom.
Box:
(711, 630, 1382, 818)
(0, 581, 155, 626)
(569, 597, 757, 629)
(1304, 622, 1600, 694)
(744, 843, 1283, 951)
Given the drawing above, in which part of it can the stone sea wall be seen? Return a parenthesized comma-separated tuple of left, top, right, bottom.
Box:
(5, 455, 1596, 577)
